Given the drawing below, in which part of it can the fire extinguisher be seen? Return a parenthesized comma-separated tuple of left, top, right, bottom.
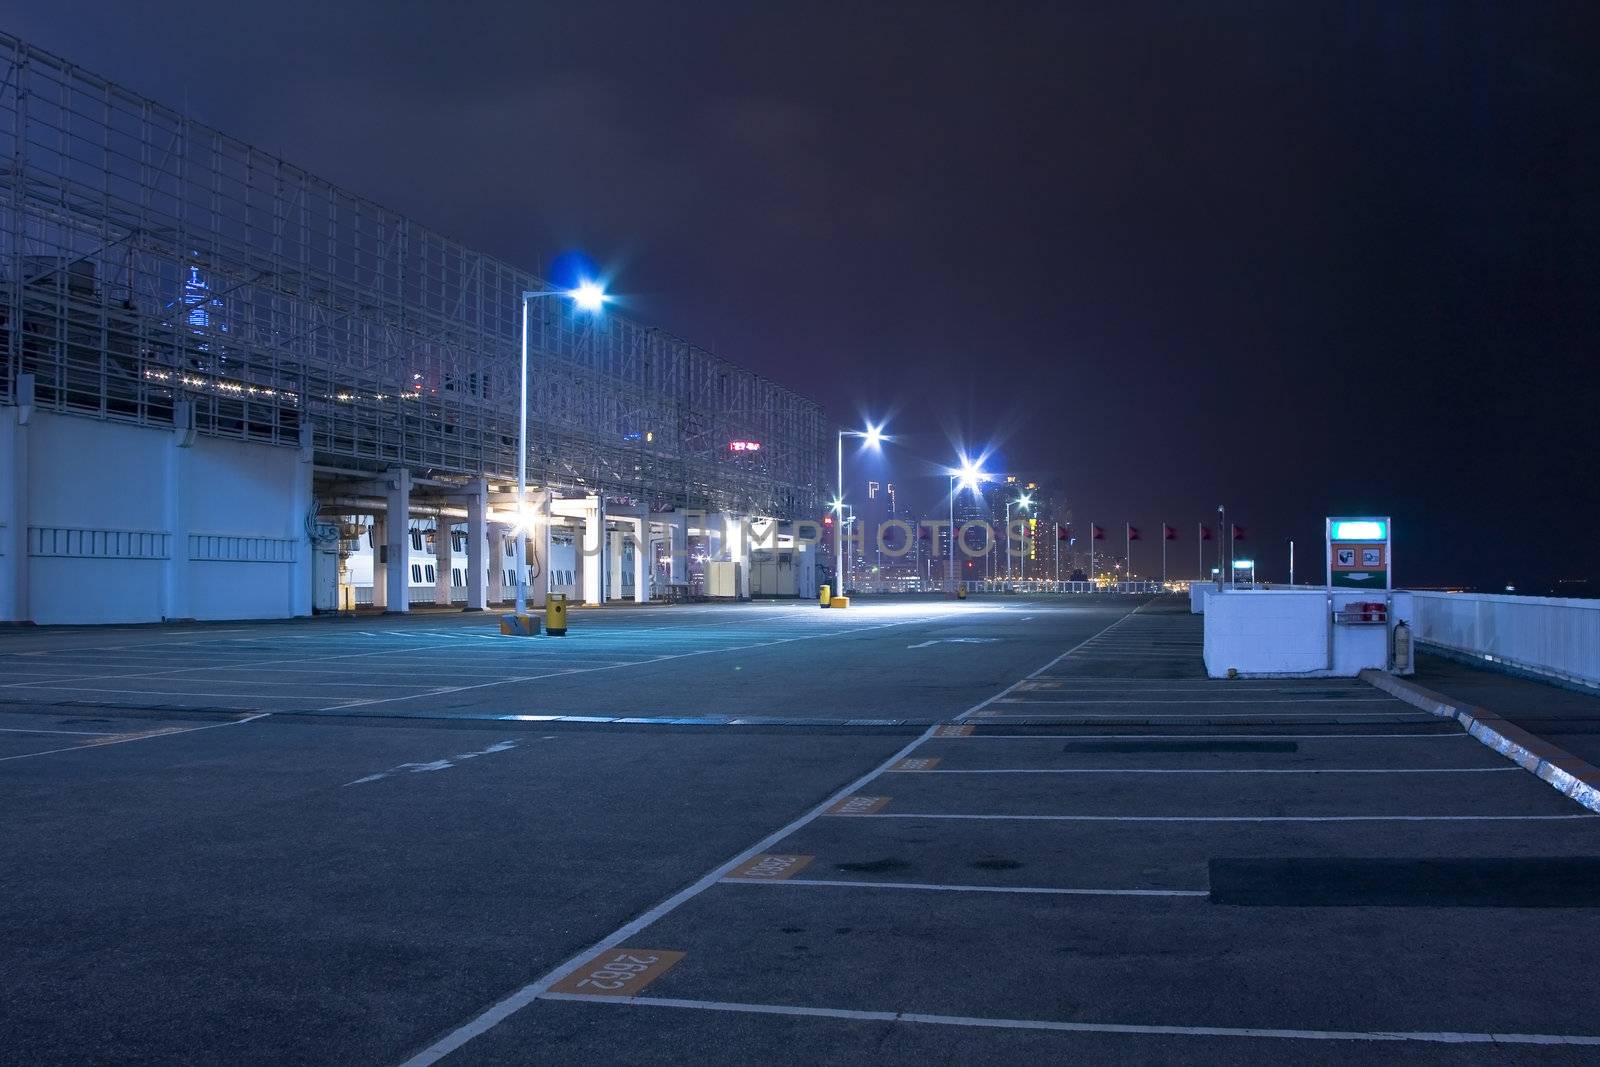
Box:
(1392, 620, 1413, 673)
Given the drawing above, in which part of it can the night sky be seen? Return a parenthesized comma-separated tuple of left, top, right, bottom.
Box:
(13, 2, 1598, 590)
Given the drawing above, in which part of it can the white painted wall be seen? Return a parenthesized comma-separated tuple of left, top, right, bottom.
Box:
(1410, 591, 1600, 689)
(1203, 589, 1414, 677)
(1, 410, 310, 624)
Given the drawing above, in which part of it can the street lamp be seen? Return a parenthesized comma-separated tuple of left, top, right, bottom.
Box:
(836, 421, 887, 596)
(517, 279, 609, 615)
(1005, 492, 1032, 581)
(947, 454, 988, 588)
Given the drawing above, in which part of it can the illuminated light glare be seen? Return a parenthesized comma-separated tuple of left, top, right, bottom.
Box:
(1234, 559, 1255, 569)
(954, 454, 988, 493)
(568, 281, 608, 312)
(1018, 494, 1032, 510)
(863, 423, 885, 449)
(1331, 520, 1386, 541)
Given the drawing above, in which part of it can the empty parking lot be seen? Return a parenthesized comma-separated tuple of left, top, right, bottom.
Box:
(3, 597, 1598, 1066)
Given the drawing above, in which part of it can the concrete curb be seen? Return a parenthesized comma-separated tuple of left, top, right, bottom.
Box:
(1360, 669, 1600, 815)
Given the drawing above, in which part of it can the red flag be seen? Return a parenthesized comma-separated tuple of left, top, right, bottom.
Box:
(1232, 524, 1247, 541)
(1163, 523, 1177, 541)
(1127, 524, 1142, 541)
(1057, 524, 1071, 541)
(1091, 524, 1105, 540)
(1199, 525, 1213, 541)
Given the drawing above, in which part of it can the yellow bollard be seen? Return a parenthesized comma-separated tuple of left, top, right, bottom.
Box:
(830, 595, 850, 609)
(819, 583, 832, 609)
(956, 586, 967, 600)
(546, 593, 569, 636)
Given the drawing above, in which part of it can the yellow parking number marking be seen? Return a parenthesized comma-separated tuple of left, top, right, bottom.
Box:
(548, 949, 685, 997)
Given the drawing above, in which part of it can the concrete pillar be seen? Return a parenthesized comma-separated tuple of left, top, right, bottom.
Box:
(161, 405, 192, 621)
(609, 528, 626, 602)
(371, 516, 388, 610)
(486, 522, 506, 606)
(580, 503, 603, 606)
(433, 518, 452, 606)
(633, 521, 650, 603)
(0, 402, 27, 623)
(466, 481, 487, 611)
(720, 512, 749, 600)
(528, 489, 551, 608)
(666, 513, 688, 591)
(384, 467, 411, 613)
(291, 424, 315, 617)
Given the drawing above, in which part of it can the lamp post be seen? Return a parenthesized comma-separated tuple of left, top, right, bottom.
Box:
(516, 281, 608, 615)
(1005, 493, 1031, 583)
(947, 455, 987, 590)
(835, 423, 886, 596)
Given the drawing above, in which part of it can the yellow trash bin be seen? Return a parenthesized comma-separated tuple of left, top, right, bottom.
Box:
(547, 594, 569, 636)
(819, 583, 832, 608)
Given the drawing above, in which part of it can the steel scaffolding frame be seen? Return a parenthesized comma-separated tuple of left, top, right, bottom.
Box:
(0, 32, 825, 516)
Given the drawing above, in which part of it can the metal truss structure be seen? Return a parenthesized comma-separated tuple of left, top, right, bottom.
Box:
(0, 32, 826, 517)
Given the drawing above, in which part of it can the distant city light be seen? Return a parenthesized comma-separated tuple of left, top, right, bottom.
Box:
(729, 439, 762, 452)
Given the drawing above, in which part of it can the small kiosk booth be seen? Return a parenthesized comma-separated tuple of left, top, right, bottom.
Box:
(1202, 515, 1412, 678)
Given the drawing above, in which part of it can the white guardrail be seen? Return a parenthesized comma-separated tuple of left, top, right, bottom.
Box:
(1409, 591, 1600, 690)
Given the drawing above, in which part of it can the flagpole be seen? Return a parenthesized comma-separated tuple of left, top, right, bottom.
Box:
(1054, 522, 1059, 586)
(1089, 522, 1094, 588)
(1162, 522, 1167, 584)
(1197, 522, 1202, 581)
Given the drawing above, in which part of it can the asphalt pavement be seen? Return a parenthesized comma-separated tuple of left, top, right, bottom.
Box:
(2, 595, 1598, 1067)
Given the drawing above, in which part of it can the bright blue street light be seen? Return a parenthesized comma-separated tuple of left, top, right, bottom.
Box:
(516, 277, 610, 615)
(568, 280, 609, 312)
(836, 421, 890, 595)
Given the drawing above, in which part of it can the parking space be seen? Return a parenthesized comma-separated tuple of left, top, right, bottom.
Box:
(0, 598, 1144, 723)
(9, 595, 1600, 1067)
(414, 601, 1600, 1067)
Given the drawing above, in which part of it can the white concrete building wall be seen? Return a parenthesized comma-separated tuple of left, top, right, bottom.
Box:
(1203, 590, 1328, 675)
(1410, 591, 1600, 689)
(1, 410, 310, 625)
(1203, 589, 1414, 677)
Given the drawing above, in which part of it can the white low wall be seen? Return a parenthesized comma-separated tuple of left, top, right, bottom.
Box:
(1203, 589, 1413, 677)
(1410, 591, 1600, 689)
(1, 409, 311, 624)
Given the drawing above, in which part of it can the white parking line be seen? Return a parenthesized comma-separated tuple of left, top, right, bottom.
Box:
(337, 610, 991, 713)
(539, 993, 1600, 1047)
(947, 732, 1471, 740)
(392, 606, 1116, 1067)
(861, 813, 1597, 822)
(0, 726, 115, 735)
(996, 698, 1402, 704)
(901, 767, 1519, 774)
(0, 713, 270, 763)
(721, 877, 1207, 897)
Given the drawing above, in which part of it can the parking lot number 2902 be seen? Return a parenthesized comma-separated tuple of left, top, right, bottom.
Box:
(549, 949, 685, 997)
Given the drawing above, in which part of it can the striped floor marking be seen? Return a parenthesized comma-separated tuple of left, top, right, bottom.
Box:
(538, 992, 1600, 1047)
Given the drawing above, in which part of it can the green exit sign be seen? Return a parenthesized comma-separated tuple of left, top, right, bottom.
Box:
(1330, 520, 1386, 541)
